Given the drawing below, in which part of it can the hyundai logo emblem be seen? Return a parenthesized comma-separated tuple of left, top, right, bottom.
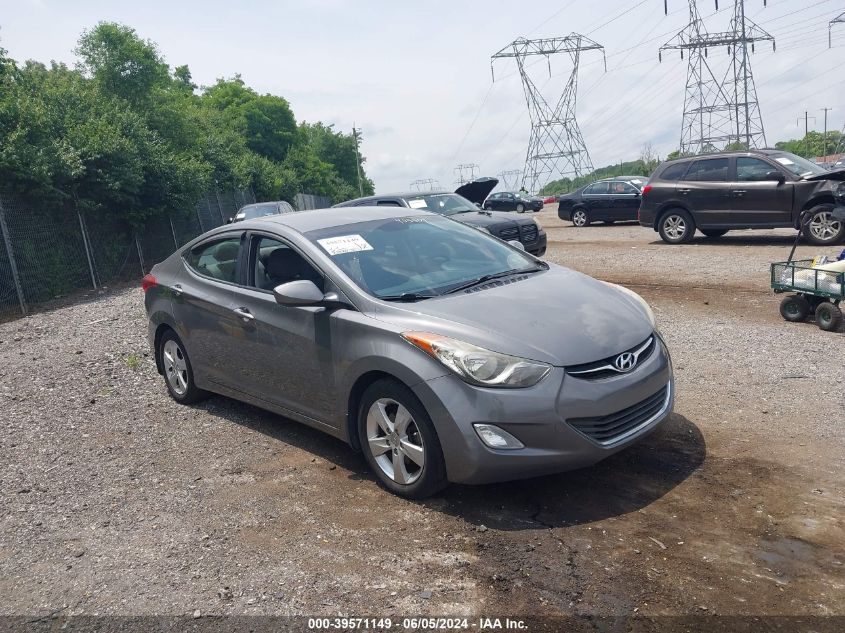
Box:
(614, 352, 636, 372)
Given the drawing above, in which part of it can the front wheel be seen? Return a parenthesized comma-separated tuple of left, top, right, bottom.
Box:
(815, 302, 843, 332)
(658, 209, 695, 244)
(516, 203, 525, 213)
(779, 295, 810, 322)
(803, 204, 845, 246)
(571, 208, 590, 227)
(358, 379, 447, 499)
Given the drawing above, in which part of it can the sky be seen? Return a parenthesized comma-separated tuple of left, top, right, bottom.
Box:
(1, 0, 844, 194)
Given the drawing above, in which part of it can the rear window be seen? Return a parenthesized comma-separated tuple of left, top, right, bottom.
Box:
(685, 158, 729, 182)
(659, 163, 689, 181)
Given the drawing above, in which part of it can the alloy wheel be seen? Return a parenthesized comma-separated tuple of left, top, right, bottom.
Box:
(809, 212, 842, 242)
(572, 210, 587, 226)
(366, 398, 425, 485)
(162, 339, 188, 396)
(663, 214, 687, 241)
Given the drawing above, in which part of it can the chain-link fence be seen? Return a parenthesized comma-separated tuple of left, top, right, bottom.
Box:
(294, 193, 332, 211)
(0, 187, 259, 319)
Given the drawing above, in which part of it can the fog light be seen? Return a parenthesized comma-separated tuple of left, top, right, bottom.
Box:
(473, 424, 524, 450)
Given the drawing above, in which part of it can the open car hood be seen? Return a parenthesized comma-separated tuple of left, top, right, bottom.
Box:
(455, 177, 499, 204)
(804, 168, 845, 182)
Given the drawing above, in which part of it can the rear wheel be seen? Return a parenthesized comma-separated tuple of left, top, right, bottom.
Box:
(483, 204, 492, 210)
(516, 203, 525, 213)
(815, 302, 842, 332)
(803, 204, 845, 246)
(571, 208, 590, 227)
(159, 330, 208, 404)
(658, 209, 695, 244)
(358, 378, 447, 499)
(779, 295, 810, 322)
(701, 229, 729, 238)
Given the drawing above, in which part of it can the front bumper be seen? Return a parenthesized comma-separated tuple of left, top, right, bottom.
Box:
(412, 334, 674, 485)
(526, 230, 547, 256)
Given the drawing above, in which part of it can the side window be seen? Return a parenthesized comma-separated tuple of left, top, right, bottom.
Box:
(660, 162, 689, 181)
(685, 158, 729, 182)
(185, 237, 242, 283)
(610, 181, 633, 194)
(737, 157, 777, 182)
(585, 182, 609, 195)
(252, 236, 324, 292)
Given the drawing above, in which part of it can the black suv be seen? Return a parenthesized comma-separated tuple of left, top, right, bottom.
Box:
(334, 178, 547, 256)
(639, 150, 845, 245)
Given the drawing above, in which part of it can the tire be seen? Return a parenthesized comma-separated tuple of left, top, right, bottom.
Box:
(701, 229, 729, 238)
(803, 204, 845, 246)
(779, 295, 810, 322)
(602, 220, 616, 225)
(658, 209, 695, 244)
(483, 204, 492, 211)
(358, 378, 448, 499)
(516, 203, 525, 213)
(571, 208, 590, 227)
(815, 302, 843, 332)
(159, 330, 208, 404)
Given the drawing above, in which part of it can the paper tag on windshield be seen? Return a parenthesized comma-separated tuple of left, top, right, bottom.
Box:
(407, 199, 427, 209)
(318, 234, 374, 255)
(774, 157, 791, 165)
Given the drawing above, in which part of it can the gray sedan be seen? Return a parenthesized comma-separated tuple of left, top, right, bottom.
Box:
(144, 206, 674, 498)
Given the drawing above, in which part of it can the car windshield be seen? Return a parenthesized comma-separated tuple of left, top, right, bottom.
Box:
(403, 193, 478, 216)
(306, 215, 541, 300)
(770, 152, 828, 178)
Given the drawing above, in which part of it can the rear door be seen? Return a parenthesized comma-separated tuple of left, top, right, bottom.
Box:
(732, 157, 793, 226)
(172, 233, 246, 388)
(582, 182, 611, 219)
(678, 158, 732, 227)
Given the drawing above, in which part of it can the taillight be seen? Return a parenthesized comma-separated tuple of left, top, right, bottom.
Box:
(642, 184, 653, 196)
(141, 274, 157, 292)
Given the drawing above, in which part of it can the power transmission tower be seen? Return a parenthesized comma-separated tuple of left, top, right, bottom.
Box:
(830, 10, 845, 48)
(453, 163, 479, 186)
(497, 169, 522, 190)
(409, 178, 440, 192)
(660, 1, 775, 154)
(491, 35, 605, 195)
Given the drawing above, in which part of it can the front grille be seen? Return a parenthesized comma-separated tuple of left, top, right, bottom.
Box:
(498, 226, 520, 241)
(567, 336, 656, 380)
(520, 224, 539, 243)
(568, 386, 669, 445)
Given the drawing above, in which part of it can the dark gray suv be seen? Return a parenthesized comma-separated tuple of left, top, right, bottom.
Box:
(639, 150, 845, 245)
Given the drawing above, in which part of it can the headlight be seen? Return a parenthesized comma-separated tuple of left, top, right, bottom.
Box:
(401, 332, 551, 388)
(605, 283, 656, 327)
(836, 182, 845, 200)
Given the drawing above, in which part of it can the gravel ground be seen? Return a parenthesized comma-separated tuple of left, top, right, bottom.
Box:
(1, 206, 843, 625)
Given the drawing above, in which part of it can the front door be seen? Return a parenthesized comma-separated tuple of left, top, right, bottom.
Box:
(582, 181, 611, 219)
(608, 181, 641, 220)
(228, 234, 337, 425)
(732, 157, 793, 226)
(678, 158, 732, 227)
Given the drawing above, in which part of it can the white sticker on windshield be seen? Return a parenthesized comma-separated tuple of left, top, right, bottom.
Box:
(318, 234, 374, 255)
(774, 157, 792, 165)
(407, 199, 427, 209)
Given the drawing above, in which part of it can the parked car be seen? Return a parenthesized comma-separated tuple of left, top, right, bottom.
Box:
(334, 178, 547, 256)
(639, 150, 845, 245)
(483, 191, 544, 213)
(557, 177, 648, 226)
(144, 206, 673, 498)
(229, 200, 296, 223)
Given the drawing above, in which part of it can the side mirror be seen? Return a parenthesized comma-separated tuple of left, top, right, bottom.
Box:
(226, 217, 234, 224)
(273, 280, 325, 306)
(765, 171, 786, 183)
(508, 240, 525, 251)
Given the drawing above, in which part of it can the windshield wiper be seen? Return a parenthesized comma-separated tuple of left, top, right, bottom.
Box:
(377, 292, 436, 302)
(442, 266, 545, 295)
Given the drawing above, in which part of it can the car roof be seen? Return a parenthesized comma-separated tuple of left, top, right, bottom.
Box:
(664, 148, 785, 163)
(336, 191, 453, 206)
(241, 205, 431, 233)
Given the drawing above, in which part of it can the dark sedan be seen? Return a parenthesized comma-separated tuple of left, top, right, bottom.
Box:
(229, 200, 296, 223)
(483, 191, 544, 213)
(334, 178, 546, 256)
(557, 177, 648, 227)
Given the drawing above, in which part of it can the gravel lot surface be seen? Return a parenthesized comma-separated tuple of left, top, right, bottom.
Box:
(1, 206, 843, 625)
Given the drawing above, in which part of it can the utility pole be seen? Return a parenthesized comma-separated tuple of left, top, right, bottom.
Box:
(797, 112, 816, 159)
(821, 107, 833, 159)
(660, 1, 775, 154)
(352, 123, 364, 197)
(491, 34, 605, 194)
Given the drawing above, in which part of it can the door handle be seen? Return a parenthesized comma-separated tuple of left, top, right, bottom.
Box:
(678, 188, 690, 194)
(171, 284, 183, 297)
(232, 307, 255, 322)
(732, 190, 746, 196)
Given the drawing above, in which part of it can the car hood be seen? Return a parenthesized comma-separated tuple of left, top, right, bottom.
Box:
(451, 210, 531, 228)
(803, 168, 845, 182)
(372, 264, 654, 367)
(455, 177, 499, 204)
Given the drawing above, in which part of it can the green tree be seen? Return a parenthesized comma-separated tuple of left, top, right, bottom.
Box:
(775, 131, 843, 159)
